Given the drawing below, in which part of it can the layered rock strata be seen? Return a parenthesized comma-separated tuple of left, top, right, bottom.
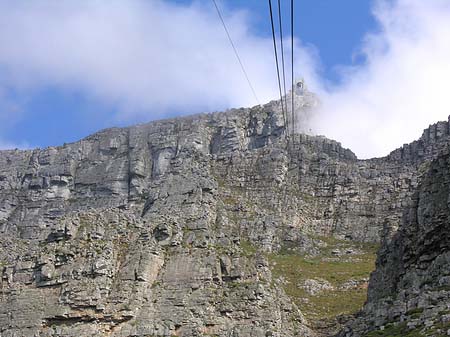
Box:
(1, 87, 450, 336)
(341, 148, 450, 337)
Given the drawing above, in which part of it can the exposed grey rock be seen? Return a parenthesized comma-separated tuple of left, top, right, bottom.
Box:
(301, 279, 334, 295)
(341, 148, 450, 336)
(1, 86, 450, 336)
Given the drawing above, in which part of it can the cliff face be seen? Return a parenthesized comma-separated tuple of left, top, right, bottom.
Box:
(341, 147, 450, 336)
(1, 89, 450, 337)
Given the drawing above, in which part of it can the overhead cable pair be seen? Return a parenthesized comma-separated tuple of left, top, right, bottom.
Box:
(212, 0, 296, 138)
(268, 0, 296, 138)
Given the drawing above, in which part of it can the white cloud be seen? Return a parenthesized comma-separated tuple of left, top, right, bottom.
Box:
(311, 0, 450, 158)
(0, 0, 317, 123)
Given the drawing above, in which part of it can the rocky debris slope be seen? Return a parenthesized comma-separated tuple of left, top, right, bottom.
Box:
(1, 85, 450, 336)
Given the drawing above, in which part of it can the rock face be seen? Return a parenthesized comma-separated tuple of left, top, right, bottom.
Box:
(341, 148, 450, 336)
(1, 87, 450, 337)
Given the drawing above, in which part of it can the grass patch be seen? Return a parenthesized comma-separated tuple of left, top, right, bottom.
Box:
(406, 307, 424, 319)
(268, 238, 378, 321)
(222, 195, 238, 206)
(240, 240, 257, 257)
(436, 285, 450, 291)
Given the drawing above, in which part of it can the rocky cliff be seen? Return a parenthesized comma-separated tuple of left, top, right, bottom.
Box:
(341, 137, 450, 336)
(1, 88, 450, 337)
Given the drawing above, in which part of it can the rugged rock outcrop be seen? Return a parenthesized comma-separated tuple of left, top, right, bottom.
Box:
(341, 147, 450, 337)
(0, 98, 314, 337)
(1, 86, 450, 336)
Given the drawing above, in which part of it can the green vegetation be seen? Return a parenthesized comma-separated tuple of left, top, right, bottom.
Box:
(436, 285, 450, 291)
(406, 307, 424, 319)
(240, 240, 257, 257)
(431, 321, 450, 336)
(438, 309, 450, 315)
(221, 194, 238, 206)
(268, 237, 378, 322)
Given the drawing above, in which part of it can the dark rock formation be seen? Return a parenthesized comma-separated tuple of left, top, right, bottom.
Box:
(341, 148, 450, 337)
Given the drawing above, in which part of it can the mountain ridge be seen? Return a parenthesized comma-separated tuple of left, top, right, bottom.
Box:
(1, 91, 450, 336)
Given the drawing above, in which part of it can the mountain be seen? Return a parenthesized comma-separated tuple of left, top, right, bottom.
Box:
(1, 88, 449, 337)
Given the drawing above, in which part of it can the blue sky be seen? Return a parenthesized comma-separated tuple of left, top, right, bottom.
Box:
(1, 0, 450, 158)
(224, 0, 377, 80)
(0, 0, 376, 149)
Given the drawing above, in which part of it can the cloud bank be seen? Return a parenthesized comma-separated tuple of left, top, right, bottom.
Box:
(0, 0, 450, 158)
(312, 0, 450, 158)
(0, 0, 316, 122)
